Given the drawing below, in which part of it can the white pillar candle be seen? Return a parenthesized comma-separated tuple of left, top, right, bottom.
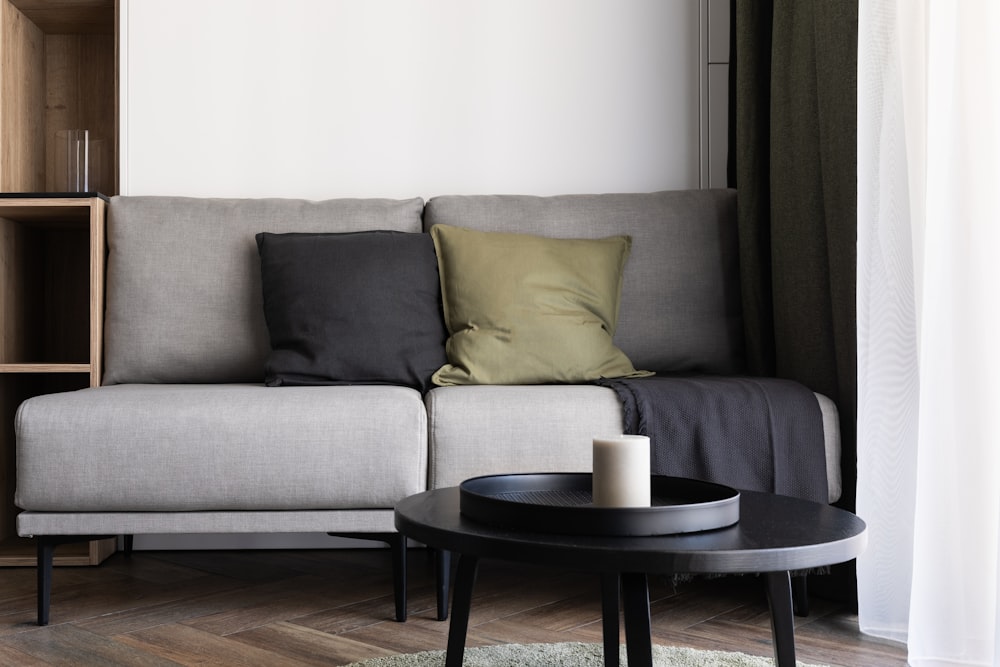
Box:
(592, 435, 651, 508)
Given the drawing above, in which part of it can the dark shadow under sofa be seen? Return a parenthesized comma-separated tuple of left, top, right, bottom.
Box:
(14, 189, 841, 625)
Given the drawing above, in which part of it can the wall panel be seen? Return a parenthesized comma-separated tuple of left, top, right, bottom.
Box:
(121, 0, 701, 199)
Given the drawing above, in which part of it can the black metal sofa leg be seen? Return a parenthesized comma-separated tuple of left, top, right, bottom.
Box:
(389, 533, 407, 622)
(36, 535, 114, 626)
(329, 532, 407, 622)
(36, 538, 55, 626)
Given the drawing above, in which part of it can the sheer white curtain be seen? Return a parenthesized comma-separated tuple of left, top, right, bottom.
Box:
(857, 1, 1000, 665)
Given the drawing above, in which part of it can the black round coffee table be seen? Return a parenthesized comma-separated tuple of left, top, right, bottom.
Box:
(395, 485, 866, 667)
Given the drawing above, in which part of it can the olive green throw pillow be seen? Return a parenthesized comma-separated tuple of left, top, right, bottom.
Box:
(430, 224, 652, 386)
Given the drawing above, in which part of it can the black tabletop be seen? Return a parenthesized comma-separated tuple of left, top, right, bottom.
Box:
(395, 486, 867, 575)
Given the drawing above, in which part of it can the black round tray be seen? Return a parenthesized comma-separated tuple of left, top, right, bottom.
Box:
(459, 473, 740, 537)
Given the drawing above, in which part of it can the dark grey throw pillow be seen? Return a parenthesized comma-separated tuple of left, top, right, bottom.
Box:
(256, 231, 448, 392)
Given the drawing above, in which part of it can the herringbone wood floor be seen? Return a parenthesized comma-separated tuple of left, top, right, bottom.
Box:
(0, 548, 906, 666)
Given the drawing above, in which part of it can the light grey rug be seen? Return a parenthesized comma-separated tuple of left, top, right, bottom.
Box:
(345, 642, 830, 666)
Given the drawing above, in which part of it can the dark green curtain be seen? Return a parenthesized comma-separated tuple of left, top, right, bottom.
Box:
(729, 0, 858, 516)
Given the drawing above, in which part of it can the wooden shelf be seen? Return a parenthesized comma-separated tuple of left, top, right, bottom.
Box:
(0, 195, 109, 566)
(0, 363, 91, 373)
(1, 0, 117, 568)
(0, 195, 106, 222)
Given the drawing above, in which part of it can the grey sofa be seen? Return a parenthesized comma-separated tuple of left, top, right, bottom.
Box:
(15, 189, 841, 625)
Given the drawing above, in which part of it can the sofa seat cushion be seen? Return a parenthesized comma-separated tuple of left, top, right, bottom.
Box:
(426, 385, 842, 503)
(15, 384, 427, 512)
(425, 385, 626, 489)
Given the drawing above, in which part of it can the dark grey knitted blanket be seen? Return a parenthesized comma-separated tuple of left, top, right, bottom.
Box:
(597, 375, 829, 503)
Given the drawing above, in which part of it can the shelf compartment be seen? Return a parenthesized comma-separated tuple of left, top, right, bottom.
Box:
(2, 1, 117, 195)
(1, 214, 92, 365)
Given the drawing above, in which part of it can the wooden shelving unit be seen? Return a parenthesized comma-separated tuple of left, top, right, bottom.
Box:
(0, 195, 115, 565)
(0, 0, 117, 566)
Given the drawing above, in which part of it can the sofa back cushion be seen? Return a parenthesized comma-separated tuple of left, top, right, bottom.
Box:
(422, 190, 743, 375)
(104, 196, 424, 384)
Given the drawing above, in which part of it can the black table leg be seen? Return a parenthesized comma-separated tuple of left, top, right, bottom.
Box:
(600, 573, 620, 667)
(436, 548, 452, 621)
(620, 572, 652, 667)
(791, 574, 809, 616)
(765, 571, 797, 667)
(445, 553, 479, 667)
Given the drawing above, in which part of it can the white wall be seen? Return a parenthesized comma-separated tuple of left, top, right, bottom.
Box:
(120, 0, 702, 198)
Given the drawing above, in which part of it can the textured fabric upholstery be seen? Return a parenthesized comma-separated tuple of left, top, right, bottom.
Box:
(816, 392, 843, 502)
(17, 509, 395, 537)
(423, 190, 743, 375)
(426, 385, 842, 502)
(15, 384, 426, 512)
(425, 385, 625, 489)
(103, 196, 424, 385)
